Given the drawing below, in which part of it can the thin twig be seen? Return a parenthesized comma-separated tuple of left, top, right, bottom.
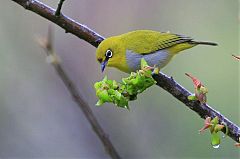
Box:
(232, 54, 240, 60)
(11, 0, 240, 144)
(55, 0, 65, 16)
(36, 27, 120, 159)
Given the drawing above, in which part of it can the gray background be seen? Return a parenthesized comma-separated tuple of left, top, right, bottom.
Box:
(0, 0, 239, 158)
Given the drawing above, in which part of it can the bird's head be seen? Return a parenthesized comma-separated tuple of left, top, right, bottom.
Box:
(96, 36, 128, 73)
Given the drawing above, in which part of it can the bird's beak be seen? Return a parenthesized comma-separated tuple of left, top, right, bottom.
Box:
(101, 59, 108, 72)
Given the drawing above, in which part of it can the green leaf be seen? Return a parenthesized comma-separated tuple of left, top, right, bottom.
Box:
(94, 81, 102, 90)
(200, 86, 208, 94)
(141, 58, 148, 68)
(96, 100, 104, 106)
(210, 116, 219, 133)
(214, 124, 224, 133)
(112, 80, 118, 89)
(103, 76, 108, 82)
(94, 59, 156, 109)
(188, 94, 197, 101)
(211, 117, 219, 126)
(97, 90, 112, 102)
(211, 132, 220, 148)
(116, 97, 128, 108)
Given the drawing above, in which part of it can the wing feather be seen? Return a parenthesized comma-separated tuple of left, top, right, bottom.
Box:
(120, 30, 193, 54)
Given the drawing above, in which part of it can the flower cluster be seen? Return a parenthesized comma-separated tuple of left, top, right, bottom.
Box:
(94, 59, 156, 109)
(199, 116, 227, 148)
(185, 73, 208, 104)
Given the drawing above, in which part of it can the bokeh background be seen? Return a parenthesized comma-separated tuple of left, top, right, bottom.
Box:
(0, 0, 239, 158)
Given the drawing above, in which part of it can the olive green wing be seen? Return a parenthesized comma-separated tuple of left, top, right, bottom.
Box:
(121, 30, 193, 54)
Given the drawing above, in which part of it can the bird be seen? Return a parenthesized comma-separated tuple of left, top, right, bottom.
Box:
(96, 30, 217, 73)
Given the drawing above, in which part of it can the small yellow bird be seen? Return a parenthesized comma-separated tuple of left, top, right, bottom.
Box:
(96, 30, 217, 73)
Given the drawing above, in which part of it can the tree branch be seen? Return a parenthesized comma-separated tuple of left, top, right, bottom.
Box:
(12, 0, 104, 47)
(11, 0, 240, 145)
(152, 73, 240, 143)
(55, 0, 65, 16)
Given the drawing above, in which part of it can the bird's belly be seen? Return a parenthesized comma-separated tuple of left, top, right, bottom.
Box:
(126, 49, 173, 72)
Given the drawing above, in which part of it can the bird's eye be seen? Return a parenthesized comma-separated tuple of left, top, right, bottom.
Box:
(105, 49, 113, 58)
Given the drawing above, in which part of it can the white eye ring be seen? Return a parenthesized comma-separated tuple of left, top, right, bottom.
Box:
(105, 49, 113, 58)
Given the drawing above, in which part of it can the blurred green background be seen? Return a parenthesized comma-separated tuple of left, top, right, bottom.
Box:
(0, 0, 239, 158)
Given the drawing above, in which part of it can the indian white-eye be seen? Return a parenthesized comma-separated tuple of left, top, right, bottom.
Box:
(96, 30, 217, 73)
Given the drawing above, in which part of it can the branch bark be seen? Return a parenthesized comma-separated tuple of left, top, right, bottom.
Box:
(12, 0, 104, 47)
(152, 73, 240, 143)
(55, 0, 65, 16)
(11, 0, 240, 145)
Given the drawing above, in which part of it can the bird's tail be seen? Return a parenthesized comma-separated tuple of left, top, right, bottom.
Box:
(189, 41, 218, 46)
(168, 40, 217, 55)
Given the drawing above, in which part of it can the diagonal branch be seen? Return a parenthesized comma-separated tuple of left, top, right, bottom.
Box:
(11, 0, 240, 144)
(152, 73, 240, 143)
(12, 0, 104, 47)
